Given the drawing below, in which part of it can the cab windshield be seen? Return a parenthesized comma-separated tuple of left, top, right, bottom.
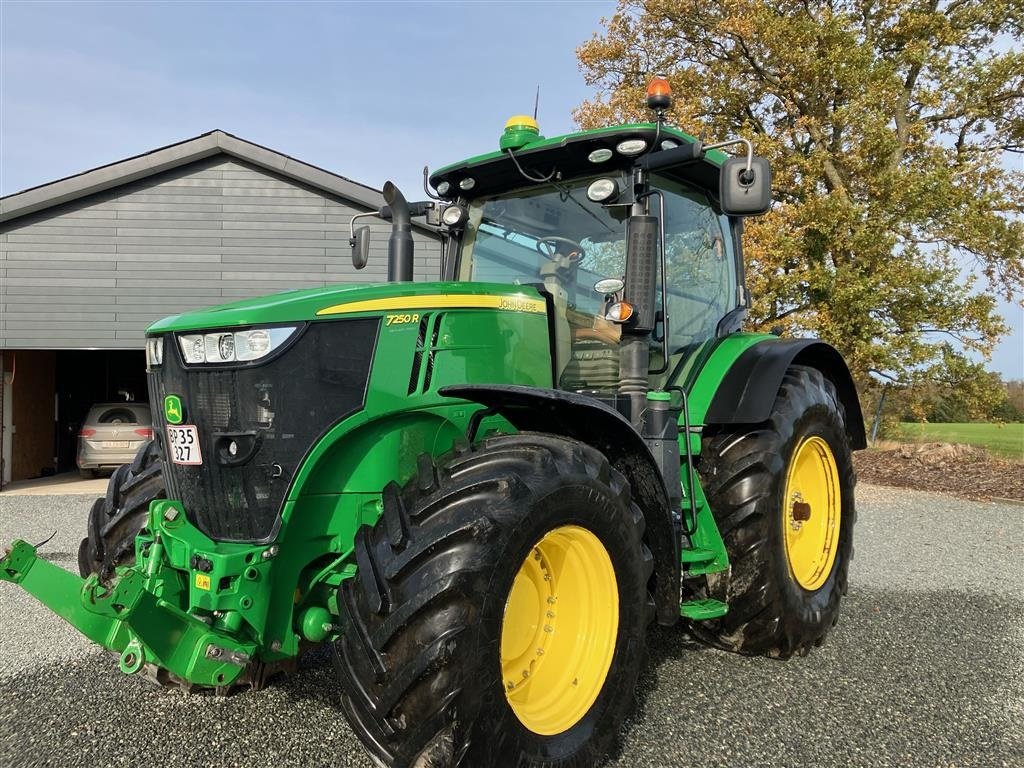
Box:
(457, 176, 628, 317)
(457, 173, 738, 392)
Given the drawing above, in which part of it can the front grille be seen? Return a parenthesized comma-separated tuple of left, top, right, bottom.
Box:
(148, 319, 379, 542)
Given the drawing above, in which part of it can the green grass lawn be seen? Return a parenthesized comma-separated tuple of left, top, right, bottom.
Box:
(894, 422, 1024, 459)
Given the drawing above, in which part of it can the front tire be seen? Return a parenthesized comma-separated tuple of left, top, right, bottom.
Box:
(692, 365, 856, 658)
(333, 433, 653, 767)
(77, 439, 165, 579)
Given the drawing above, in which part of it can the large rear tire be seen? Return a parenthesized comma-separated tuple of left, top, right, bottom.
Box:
(77, 439, 165, 579)
(333, 433, 653, 768)
(691, 365, 856, 658)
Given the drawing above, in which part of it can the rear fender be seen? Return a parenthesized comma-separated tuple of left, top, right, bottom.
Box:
(439, 384, 681, 627)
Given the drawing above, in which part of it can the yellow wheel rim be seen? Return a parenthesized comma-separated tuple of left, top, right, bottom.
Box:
(500, 525, 618, 735)
(782, 436, 841, 591)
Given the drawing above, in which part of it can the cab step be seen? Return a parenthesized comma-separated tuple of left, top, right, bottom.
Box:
(679, 598, 728, 621)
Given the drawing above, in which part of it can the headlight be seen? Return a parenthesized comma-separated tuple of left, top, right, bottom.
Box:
(206, 333, 235, 363)
(145, 336, 164, 369)
(178, 326, 299, 365)
(180, 334, 206, 364)
(235, 328, 273, 360)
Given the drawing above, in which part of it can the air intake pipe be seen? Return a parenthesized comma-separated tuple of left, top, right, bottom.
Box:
(383, 182, 414, 282)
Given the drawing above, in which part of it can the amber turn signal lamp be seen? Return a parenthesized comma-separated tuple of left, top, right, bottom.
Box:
(605, 302, 635, 323)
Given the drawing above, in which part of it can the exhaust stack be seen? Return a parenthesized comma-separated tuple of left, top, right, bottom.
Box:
(383, 182, 414, 282)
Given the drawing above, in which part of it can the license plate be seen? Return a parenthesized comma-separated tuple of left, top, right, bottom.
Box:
(166, 425, 203, 466)
(103, 441, 130, 449)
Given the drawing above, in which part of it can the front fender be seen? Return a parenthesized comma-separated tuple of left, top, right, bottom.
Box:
(703, 338, 867, 448)
(439, 384, 682, 627)
(289, 409, 467, 498)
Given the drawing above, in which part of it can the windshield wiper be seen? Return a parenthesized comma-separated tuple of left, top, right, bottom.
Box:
(505, 146, 616, 236)
(550, 179, 617, 235)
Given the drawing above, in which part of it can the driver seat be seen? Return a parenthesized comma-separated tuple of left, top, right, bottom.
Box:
(559, 310, 621, 392)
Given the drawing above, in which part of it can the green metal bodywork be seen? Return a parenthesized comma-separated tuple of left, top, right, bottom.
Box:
(1, 283, 557, 683)
(0, 123, 782, 689)
(148, 280, 544, 333)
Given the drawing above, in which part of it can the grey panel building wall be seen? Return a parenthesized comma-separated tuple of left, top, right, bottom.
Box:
(0, 157, 442, 349)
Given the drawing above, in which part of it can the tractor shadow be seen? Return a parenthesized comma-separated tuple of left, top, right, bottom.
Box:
(612, 586, 1023, 768)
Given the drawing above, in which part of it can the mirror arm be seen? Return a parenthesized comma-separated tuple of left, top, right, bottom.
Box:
(406, 201, 437, 217)
(636, 141, 703, 172)
(703, 137, 754, 175)
(349, 211, 377, 240)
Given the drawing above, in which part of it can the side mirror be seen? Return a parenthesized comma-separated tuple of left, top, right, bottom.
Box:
(350, 226, 370, 270)
(720, 156, 772, 216)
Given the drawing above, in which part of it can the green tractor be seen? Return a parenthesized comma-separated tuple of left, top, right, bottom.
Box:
(1, 79, 864, 767)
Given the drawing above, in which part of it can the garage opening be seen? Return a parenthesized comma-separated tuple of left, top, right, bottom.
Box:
(55, 351, 148, 474)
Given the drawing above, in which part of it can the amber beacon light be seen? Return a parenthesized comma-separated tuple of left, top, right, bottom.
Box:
(646, 75, 672, 112)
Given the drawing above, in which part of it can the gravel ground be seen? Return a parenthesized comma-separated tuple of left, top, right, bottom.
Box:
(1, 485, 1021, 768)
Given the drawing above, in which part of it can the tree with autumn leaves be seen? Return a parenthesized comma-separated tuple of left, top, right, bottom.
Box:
(576, 0, 1023, 417)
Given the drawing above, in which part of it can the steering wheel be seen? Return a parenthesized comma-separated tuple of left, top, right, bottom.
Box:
(536, 236, 585, 262)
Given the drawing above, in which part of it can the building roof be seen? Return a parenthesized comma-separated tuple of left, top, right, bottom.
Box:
(0, 130, 389, 224)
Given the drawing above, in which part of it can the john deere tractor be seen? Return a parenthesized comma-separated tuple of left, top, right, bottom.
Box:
(0, 79, 864, 767)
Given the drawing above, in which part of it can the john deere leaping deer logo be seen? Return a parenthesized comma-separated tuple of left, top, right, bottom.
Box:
(164, 395, 183, 425)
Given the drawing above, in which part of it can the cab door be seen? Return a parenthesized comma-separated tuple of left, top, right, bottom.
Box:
(650, 175, 740, 389)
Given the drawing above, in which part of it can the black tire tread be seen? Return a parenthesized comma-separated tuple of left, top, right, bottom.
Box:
(691, 365, 856, 659)
(333, 432, 652, 768)
(78, 439, 165, 580)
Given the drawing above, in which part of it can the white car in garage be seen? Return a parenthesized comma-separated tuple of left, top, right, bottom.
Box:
(77, 403, 153, 478)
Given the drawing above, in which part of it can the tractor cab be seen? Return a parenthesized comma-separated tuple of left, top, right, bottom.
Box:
(353, 78, 772, 424)
(443, 138, 746, 394)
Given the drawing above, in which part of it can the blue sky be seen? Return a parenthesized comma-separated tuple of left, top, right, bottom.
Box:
(1, 0, 1020, 378)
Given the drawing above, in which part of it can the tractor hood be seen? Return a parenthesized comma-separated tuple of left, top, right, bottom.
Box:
(147, 281, 548, 334)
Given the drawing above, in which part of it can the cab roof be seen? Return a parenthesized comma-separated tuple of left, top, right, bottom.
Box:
(429, 123, 730, 200)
